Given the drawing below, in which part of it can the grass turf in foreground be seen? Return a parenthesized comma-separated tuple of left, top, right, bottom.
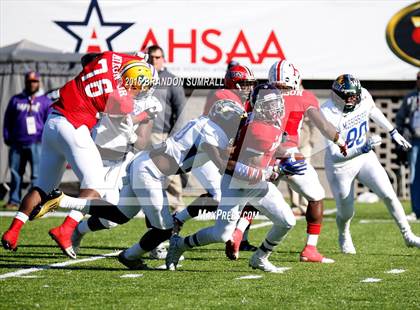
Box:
(0, 200, 419, 309)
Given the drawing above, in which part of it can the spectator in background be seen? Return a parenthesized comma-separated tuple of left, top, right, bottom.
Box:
(146, 45, 186, 211)
(396, 71, 420, 220)
(2, 72, 51, 210)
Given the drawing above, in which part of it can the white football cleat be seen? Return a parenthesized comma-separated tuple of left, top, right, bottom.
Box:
(249, 249, 291, 273)
(71, 229, 84, 255)
(404, 233, 420, 248)
(339, 233, 356, 254)
(166, 235, 186, 271)
(149, 243, 168, 260)
(406, 213, 418, 222)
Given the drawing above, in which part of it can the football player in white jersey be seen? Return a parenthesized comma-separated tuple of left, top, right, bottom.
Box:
(321, 74, 420, 253)
(31, 99, 247, 269)
(68, 95, 162, 256)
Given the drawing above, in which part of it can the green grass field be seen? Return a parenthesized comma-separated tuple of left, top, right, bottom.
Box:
(0, 200, 419, 309)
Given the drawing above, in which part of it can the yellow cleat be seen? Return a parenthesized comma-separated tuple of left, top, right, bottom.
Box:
(29, 189, 63, 220)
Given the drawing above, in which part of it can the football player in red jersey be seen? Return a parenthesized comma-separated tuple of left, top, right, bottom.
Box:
(1, 51, 156, 257)
(174, 64, 259, 252)
(226, 60, 350, 263)
(166, 84, 307, 272)
(227, 60, 348, 263)
(203, 64, 256, 115)
(271, 60, 349, 263)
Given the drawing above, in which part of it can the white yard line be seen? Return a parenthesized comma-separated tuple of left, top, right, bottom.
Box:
(236, 275, 263, 280)
(385, 269, 406, 274)
(361, 278, 382, 283)
(0, 252, 119, 280)
(120, 273, 143, 278)
(0, 208, 338, 279)
(360, 219, 420, 224)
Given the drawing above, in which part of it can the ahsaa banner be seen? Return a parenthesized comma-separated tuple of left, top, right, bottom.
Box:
(1, 0, 419, 80)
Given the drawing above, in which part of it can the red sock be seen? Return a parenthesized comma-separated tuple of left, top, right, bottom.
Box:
(9, 218, 25, 233)
(307, 223, 321, 235)
(59, 216, 79, 231)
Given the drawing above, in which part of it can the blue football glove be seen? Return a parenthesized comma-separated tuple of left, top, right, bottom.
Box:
(279, 158, 307, 176)
(361, 135, 382, 153)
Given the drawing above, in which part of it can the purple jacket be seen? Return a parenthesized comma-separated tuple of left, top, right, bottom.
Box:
(3, 91, 52, 146)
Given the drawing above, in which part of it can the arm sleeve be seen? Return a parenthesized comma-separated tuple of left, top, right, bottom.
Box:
(370, 106, 394, 132)
(326, 139, 366, 162)
(3, 97, 14, 145)
(363, 89, 394, 132)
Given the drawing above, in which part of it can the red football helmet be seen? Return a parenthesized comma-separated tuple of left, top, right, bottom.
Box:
(224, 65, 256, 99)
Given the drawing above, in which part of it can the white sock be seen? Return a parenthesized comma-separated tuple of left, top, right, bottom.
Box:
(306, 234, 319, 246)
(236, 218, 250, 233)
(77, 220, 91, 235)
(383, 196, 412, 235)
(124, 243, 146, 260)
(15, 212, 29, 223)
(60, 195, 89, 212)
(336, 217, 351, 236)
(68, 210, 84, 222)
(175, 209, 191, 223)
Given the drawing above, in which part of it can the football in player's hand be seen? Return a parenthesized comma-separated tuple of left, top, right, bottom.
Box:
(279, 152, 305, 163)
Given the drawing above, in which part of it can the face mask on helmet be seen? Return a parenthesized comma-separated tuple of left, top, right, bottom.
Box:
(268, 60, 301, 92)
(208, 99, 247, 138)
(332, 74, 362, 113)
(251, 84, 284, 125)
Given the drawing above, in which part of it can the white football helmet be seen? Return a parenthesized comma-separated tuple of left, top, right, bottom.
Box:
(208, 99, 247, 139)
(268, 59, 301, 90)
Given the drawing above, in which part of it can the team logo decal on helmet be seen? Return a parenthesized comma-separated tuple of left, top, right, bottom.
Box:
(120, 60, 158, 93)
(332, 74, 362, 113)
(268, 59, 301, 91)
(209, 99, 247, 139)
(224, 64, 257, 101)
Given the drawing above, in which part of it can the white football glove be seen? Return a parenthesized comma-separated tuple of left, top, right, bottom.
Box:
(361, 134, 382, 153)
(134, 95, 163, 119)
(390, 129, 412, 150)
(119, 116, 137, 144)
